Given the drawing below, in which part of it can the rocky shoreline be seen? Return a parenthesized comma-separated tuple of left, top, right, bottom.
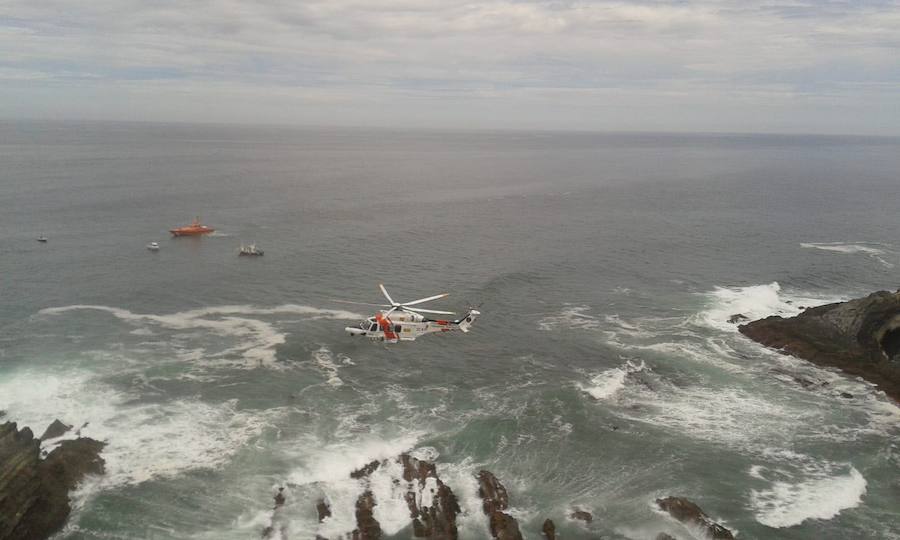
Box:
(0, 420, 105, 540)
(739, 290, 900, 402)
(261, 452, 731, 540)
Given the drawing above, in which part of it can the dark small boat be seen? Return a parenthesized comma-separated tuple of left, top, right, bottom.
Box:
(37, 235, 48, 243)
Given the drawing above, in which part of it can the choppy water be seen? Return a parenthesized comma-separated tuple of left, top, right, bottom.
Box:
(1, 120, 899, 539)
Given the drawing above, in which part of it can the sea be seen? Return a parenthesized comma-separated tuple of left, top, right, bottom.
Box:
(1, 120, 899, 539)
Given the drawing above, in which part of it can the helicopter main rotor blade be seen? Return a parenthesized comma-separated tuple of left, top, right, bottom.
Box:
(404, 307, 456, 315)
(402, 293, 449, 306)
(330, 299, 391, 307)
(379, 283, 397, 306)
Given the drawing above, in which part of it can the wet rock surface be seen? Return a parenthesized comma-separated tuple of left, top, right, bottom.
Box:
(0, 420, 105, 540)
(541, 519, 556, 539)
(656, 497, 734, 540)
(569, 509, 593, 523)
(740, 290, 900, 402)
(313, 453, 460, 540)
(476, 470, 523, 540)
(38, 420, 71, 442)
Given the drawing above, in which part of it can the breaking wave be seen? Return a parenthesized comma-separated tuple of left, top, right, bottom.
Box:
(750, 457, 867, 528)
(579, 359, 646, 400)
(694, 282, 844, 333)
(0, 368, 279, 488)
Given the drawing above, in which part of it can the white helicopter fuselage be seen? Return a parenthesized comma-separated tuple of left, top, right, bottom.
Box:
(345, 309, 480, 343)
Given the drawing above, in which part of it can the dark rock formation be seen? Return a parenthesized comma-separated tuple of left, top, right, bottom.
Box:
(541, 519, 556, 539)
(476, 470, 522, 540)
(655, 534, 677, 540)
(739, 290, 900, 402)
(352, 490, 382, 540)
(727, 314, 748, 324)
(399, 453, 460, 539)
(351, 460, 380, 480)
(315, 453, 459, 540)
(656, 497, 733, 540)
(570, 509, 593, 522)
(0, 421, 105, 540)
(262, 487, 289, 539)
(316, 498, 332, 522)
(39, 420, 71, 442)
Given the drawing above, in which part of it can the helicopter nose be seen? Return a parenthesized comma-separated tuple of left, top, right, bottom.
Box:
(345, 327, 366, 336)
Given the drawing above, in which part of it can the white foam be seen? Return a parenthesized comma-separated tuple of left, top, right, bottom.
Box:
(751, 464, 867, 527)
(287, 434, 423, 538)
(538, 305, 600, 331)
(0, 368, 278, 488)
(313, 346, 344, 387)
(801, 242, 894, 267)
(580, 359, 646, 400)
(38, 304, 363, 367)
(695, 282, 844, 332)
(619, 383, 819, 448)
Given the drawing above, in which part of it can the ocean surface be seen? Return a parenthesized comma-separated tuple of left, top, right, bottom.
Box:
(1, 120, 899, 539)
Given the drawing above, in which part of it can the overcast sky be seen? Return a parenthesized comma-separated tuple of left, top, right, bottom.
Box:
(2, 0, 899, 134)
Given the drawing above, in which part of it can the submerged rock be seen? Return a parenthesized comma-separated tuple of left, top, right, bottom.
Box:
(541, 519, 557, 539)
(656, 497, 733, 540)
(655, 534, 677, 540)
(0, 421, 105, 540)
(570, 509, 593, 523)
(727, 313, 749, 324)
(39, 419, 72, 442)
(476, 470, 523, 540)
(316, 498, 332, 522)
(739, 290, 900, 402)
(351, 460, 381, 479)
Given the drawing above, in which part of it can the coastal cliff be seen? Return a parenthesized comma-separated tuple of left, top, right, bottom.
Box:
(739, 290, 900, 402)
(0, 421, 105, 540)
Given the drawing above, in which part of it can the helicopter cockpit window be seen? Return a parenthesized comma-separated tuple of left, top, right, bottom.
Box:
(370, 323, 379, 332)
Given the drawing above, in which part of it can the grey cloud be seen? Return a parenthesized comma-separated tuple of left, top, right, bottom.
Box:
(1, 0, 899, 133)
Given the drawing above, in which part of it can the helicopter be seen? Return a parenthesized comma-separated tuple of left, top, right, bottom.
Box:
(343, 284, 480, 344)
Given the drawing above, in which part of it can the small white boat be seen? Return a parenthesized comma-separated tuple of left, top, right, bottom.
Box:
(238, 243, 264, 256)
(37, 235, 48, 243)
(147, 241, 160, 251)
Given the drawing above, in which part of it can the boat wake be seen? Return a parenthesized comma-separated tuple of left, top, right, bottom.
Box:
(801, 242, 895, 268)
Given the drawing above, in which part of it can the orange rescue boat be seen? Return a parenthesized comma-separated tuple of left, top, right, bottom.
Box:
(170, 217, 215, 237)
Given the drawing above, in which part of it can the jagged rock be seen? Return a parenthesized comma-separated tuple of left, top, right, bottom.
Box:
(542, 519, 557, 539)
(728, 313, 749, 324)
(476, 470, 510, 514)
(399, 453, 459, 539)
(0, 421, 105, 540)
(655, 534, 677, 540)
(841, 392, 854, 399)
(316, 498, 332, 522)
(40, 419, 72, 441)
(352, 490, 382, 540)
(351, 460, 381, 479)
(656, 497, 734, 540)
(570, 509, 593, 522)
(740, 290, 900, 402)
(400, 453, 437, 483)
(274, 487, 286, 508)
(476, 470, 522, 540)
